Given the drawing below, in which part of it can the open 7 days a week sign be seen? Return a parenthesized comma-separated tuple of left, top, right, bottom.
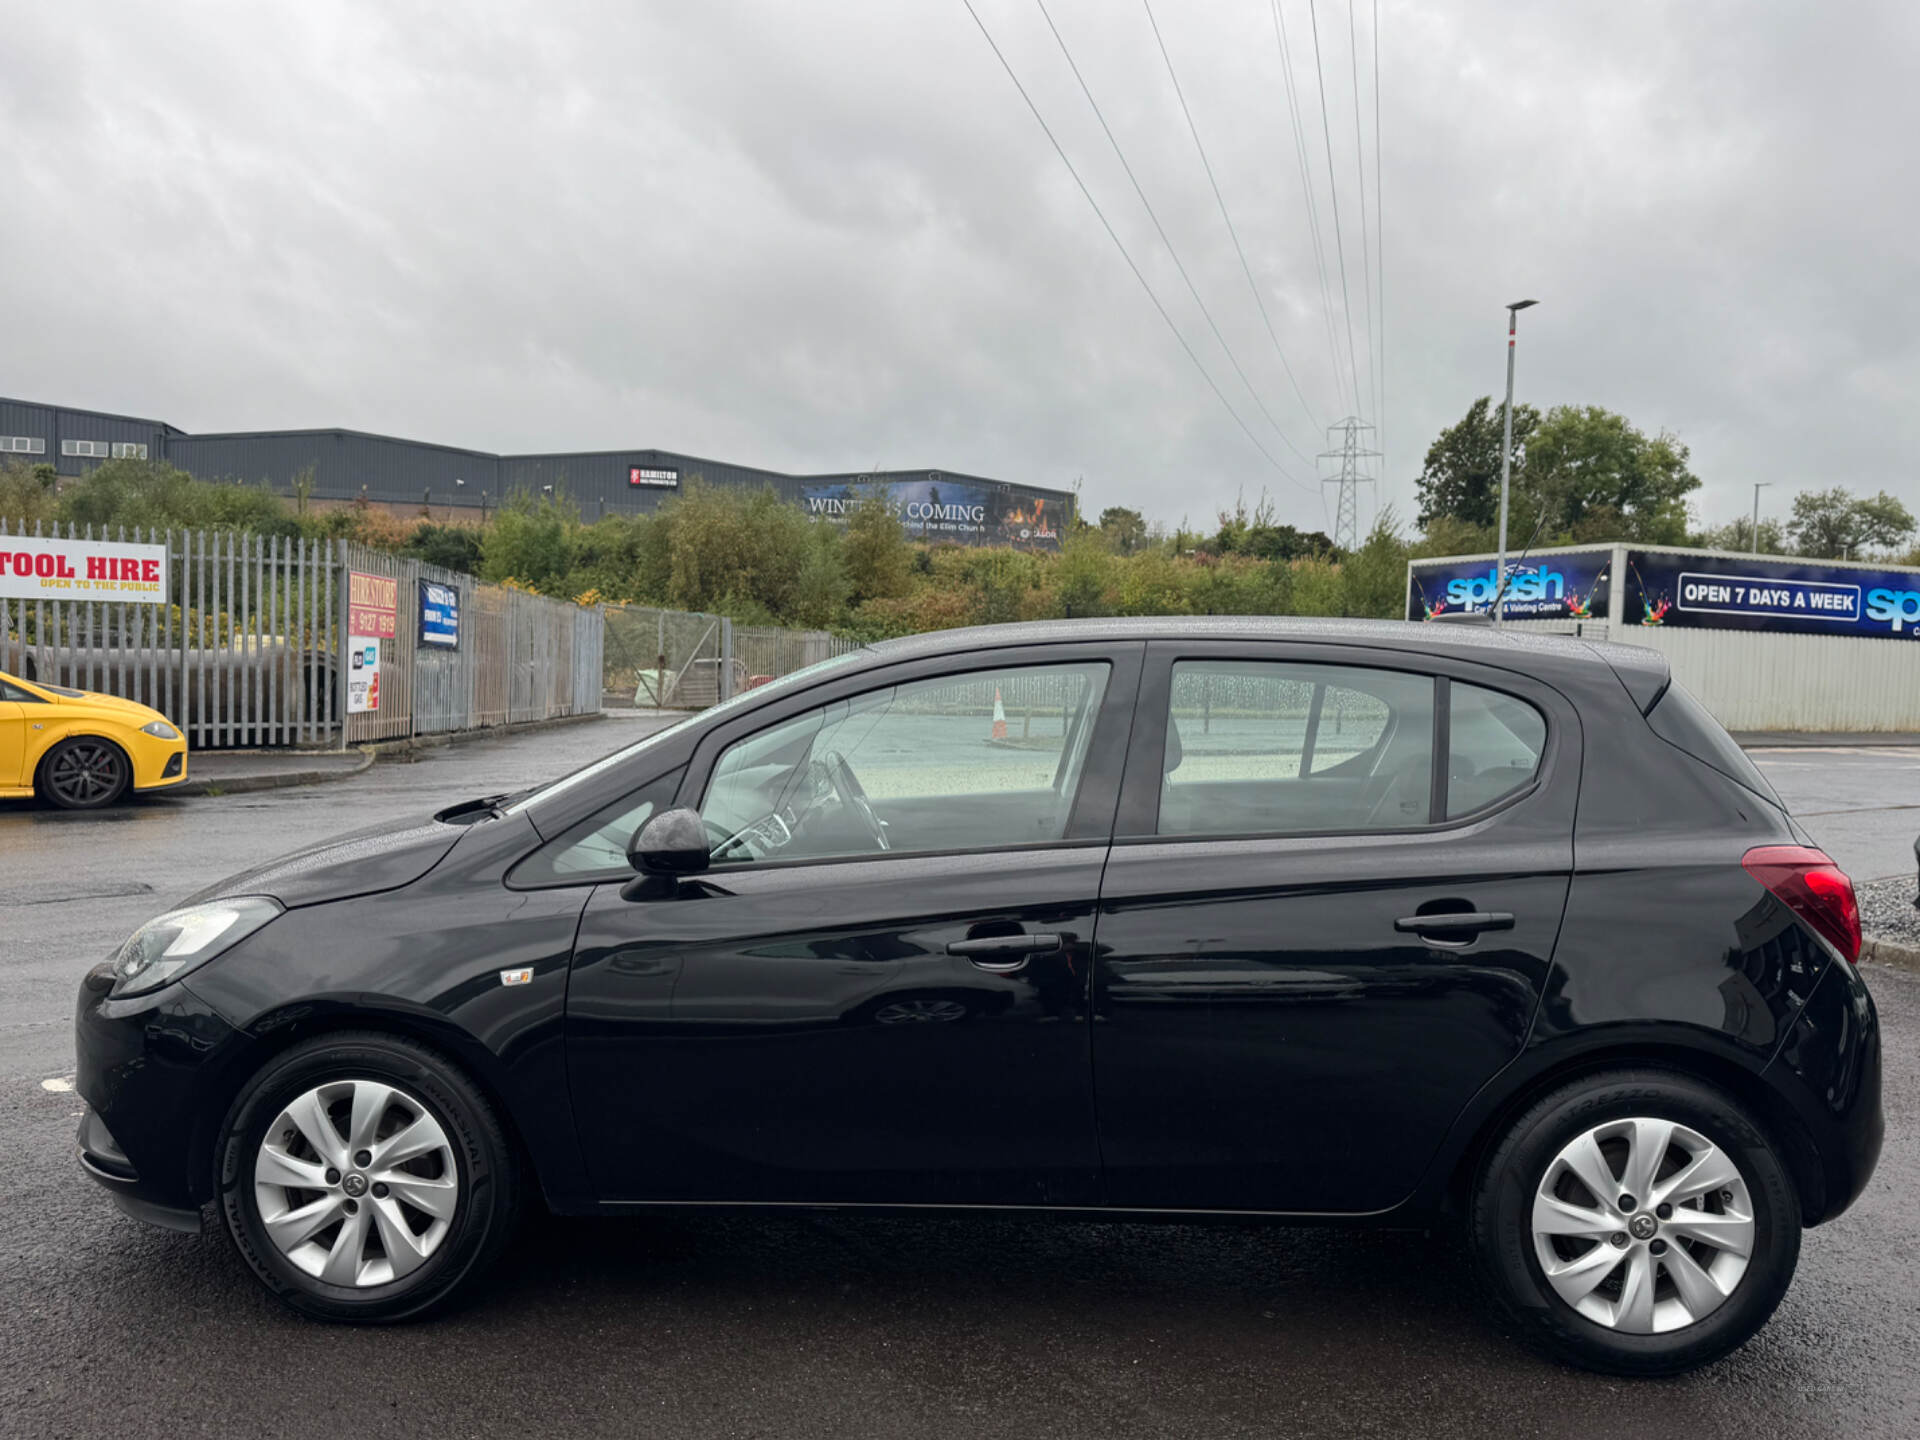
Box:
(0, 534, 169, 603)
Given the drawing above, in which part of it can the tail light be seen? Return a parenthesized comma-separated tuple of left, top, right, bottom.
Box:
(1742, 845, 1861, 964)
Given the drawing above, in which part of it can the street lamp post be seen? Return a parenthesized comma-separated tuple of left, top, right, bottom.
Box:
(1751, 482, 1771, 553)
(1495, 299, 1539, 626)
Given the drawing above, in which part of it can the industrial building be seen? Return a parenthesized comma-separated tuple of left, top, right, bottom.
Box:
(1409, 542, 1920, 731)
(0, 396, 1072, 550)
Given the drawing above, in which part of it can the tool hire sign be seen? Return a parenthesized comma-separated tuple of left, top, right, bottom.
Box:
(346, 571, 399, 715)
(0, 534, 168, 603)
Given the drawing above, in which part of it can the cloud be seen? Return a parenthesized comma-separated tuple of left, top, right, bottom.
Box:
(2, 0, 1915, 535)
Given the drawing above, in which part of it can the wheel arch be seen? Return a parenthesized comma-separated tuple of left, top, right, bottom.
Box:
(1436, 1043, 1828, 1226)
(34, 730, 133, 801)
(196, 1005, 550, 1214)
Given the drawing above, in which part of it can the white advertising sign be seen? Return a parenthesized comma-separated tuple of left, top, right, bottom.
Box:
(0, 534, 169, 603)
(346, 635, 381, 714)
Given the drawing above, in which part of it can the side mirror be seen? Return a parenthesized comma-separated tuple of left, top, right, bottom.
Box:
(627, 807, 711, 876)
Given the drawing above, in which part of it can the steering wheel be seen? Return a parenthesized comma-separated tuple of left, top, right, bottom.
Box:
(816, 749, 890, 852)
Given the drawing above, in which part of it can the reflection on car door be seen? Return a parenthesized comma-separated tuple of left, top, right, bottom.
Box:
(565, 642, 1142, 1207)
(1090, 642, 1577, 1214)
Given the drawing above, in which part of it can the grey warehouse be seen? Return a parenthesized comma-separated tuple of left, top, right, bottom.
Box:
(0, 396, 1073, 551)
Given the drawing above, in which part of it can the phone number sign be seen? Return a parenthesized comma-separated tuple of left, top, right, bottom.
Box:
(348, 571, 399, 638)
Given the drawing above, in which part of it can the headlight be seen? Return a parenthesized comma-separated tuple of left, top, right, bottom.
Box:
(141, 719, 181, 740)
(109, 896, 282, 998)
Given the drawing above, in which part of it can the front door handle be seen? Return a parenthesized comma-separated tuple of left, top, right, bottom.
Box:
(947, 933, 1061, 974)
(1393, 911, 1515, 936)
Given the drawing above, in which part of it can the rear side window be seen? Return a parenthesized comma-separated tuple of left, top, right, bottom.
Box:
(1158, 661, 1435, 836)
(1646, 682, 1781, 806)
(1447, 683, 1546, 817)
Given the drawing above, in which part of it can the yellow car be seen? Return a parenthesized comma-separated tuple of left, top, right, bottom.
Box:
(0, 670, 189, 809)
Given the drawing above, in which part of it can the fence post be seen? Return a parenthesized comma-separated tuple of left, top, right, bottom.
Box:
(720, 617, 734, 702)
(335, 540, 350, 752)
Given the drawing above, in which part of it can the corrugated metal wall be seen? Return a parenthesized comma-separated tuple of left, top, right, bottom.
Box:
(1611, 626, 1920, 732)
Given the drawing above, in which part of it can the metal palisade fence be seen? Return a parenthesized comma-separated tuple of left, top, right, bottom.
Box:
(1, 522, 602, 749)
(1, 520, 338, 747)
(338, 541, 603, 744)
(602, 604, 859, 708)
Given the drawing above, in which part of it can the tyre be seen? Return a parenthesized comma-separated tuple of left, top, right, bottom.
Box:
(218, 1031, 520, 1322)
(1470, 1068, 1801, 1376)
(40, 737, 130, 810)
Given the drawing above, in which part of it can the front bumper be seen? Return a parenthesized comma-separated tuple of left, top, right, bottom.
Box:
(74, 961, 242, 1228)
(132, 743, 188, 792)
(76, 1110, 201, 1233)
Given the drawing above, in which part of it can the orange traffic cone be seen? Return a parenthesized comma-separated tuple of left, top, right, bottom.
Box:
(990, 686, 1008, 740)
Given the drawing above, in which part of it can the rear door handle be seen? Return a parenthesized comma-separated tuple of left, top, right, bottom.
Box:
(947, 933, 1061, 973)
(1394, 911, 1515, 935)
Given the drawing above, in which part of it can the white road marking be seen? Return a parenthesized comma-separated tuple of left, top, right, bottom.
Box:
(40, 1075, 75, 1093)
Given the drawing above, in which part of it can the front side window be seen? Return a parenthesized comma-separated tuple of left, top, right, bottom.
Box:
(701, 661, 1110, 865)
(1157, 660, 1435, 836)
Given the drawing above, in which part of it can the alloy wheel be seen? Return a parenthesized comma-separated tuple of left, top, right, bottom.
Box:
(254, 1079, 460, 1288)
(1530, 1116, 1755, 1334)
(48, 742, 123, 806)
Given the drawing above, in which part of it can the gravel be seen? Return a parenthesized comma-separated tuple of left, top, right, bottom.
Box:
(1859, 874, 1920, 948)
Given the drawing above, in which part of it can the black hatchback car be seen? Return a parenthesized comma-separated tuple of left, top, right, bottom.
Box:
(75, 618, 1881, 1374)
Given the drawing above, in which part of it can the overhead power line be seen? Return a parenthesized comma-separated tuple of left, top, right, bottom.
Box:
(1271, 0, 1351, 419)
(1033, 0, 1314, 467)
(1140, 0, 1324, 442)
(956, 0, 1314, 490)
(1372, 0, 1386, 491)
(1306, 0, 1365, 423)
(1347, 0, 1379, 440)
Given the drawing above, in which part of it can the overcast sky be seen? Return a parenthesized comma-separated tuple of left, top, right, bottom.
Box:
(3, 0, 1916, 536)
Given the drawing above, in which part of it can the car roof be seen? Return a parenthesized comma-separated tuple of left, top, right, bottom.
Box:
(857, 617, 1667, 708)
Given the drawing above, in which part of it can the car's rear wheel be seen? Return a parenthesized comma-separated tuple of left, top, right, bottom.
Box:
(1470, 1068, 1800, 1375)
(218, 1032, 519, 1322)
(40, 737, 130, 809)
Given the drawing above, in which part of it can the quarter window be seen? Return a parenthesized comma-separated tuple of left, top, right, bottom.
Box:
(701, 662, 1110, 865)
(1157, 660, 1435, 836)
(1446, 683, 1547, 817)
(511, 769, 684, 885)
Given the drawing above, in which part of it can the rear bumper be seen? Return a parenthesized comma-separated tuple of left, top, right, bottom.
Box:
(1766, 955, 1883, 1224)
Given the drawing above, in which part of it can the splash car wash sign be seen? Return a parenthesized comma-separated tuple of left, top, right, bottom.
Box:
(0, 534, 168, 603)
(1625, 550, 1920, 639)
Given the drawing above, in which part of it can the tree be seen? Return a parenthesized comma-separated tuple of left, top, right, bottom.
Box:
(1097, 506, 1148, 556)
(841, 495, 910, 604)
(1513, 406, 1699, 544)
(1210, 491, 1332, 560)
(406, 523, 486, 575)
(0, 459, 60, 531)
(480, 492, 579, 592)
(1786, 486, 1917, 559)
(1690, 516, 1788, 555)
(1415, 396, 1538, 529)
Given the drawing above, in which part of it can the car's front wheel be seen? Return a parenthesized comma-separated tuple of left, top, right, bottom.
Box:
(1470, 1068, 1801, 1375)
(40, 737, 130, 809)
(218, 1032, 520, 1322)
